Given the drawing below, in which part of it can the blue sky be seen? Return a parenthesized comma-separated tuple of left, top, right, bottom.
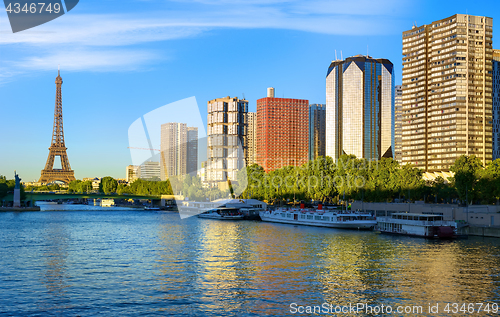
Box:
(0, 0, 498, 181)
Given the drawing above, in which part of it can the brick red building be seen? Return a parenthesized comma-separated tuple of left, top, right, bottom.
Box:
(257, 89, 309, 172)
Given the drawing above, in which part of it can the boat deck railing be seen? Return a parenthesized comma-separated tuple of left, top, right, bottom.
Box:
(377, 217, 457, 227)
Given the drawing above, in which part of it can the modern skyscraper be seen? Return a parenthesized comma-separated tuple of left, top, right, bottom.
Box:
(257, 88, 309, 172)
(394, 85, 403, 164)
(245, 112, 257, 165)
(493, 49, 500, 160)
(326, 55, 394, 162)
(187, 127, 198, 175)
(309, 104, 326, 161)
(160, 123, 186, 180)
(207, 96, 248, 185)
(160, 123, 198, 180)
(402, 14, 493, 171)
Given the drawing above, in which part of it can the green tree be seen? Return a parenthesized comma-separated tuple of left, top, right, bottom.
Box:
(450, 155, 483, 204)
(0, 176, 8, 200)
(99, 177, 118, 194)
(397, 163, 425, 202)
(68, 180, 82, 193)
(78, 180, 93, 193)
(476, 159, 500, 204)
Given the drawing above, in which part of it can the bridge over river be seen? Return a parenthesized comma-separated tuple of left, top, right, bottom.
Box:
(2, 192, 169, 203)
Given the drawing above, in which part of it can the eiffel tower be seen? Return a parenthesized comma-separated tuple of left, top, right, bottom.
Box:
(39, 69, 76, 184)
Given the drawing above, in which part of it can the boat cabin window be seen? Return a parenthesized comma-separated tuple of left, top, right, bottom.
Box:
(391, 214, 444, 221)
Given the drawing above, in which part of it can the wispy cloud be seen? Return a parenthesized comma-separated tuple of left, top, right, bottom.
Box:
(13, 48, 161, 72)
(0, 0, 409, 79)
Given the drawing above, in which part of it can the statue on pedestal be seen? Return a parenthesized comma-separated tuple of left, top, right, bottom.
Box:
(13, 171, 21, 208)
(15, 171, 21, 190)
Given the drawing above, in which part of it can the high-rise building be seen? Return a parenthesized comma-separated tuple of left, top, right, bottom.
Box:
(160, 123, 199, 180)
(187, 127, 198, 175)
(493, 49, 500, 160)
(257, 88, 309, 172)
(160, 123, 187, 180)
(245, 112, 257, 165)
(326, 55, 394, 162)
(309, 104, 326, 161)
(402, 14, 493, 171)
(139, 160, 161, 180)
(207, 96, 248, 185)
(394, 85, 403, 164)
(126, 165, 139, 183)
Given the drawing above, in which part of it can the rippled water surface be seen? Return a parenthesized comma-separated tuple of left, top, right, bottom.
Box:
(1, 205, 500, 316)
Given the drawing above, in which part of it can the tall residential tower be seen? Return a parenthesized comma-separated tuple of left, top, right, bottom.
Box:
(493, 49, 500, 160)
(394, 85, 403, 164)
(207, 96, 247, 185)
(257, 88, 309, 172)
(402, 14, 493, 171)
(245, 112, 257, 165)
(160, 123, 198, 180)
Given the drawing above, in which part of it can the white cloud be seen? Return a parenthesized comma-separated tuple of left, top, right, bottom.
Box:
(0, 0, 408, 78)
(13, 48, 161, 72)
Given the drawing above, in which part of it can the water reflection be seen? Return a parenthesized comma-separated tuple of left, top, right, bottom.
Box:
(0, 209, 500, 316)
(39, 211, 71, 313)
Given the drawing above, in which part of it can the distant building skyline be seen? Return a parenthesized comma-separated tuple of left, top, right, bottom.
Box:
(326, 55, 394, 162)
(139, 160, 161, 180)
(126, 165, 138, 183)
(159, 123, 199, 181)
(160, 122, 187, 180)
(257, 88, 309, 172)
(309, 104, 326, 161)
(187, 127, 199, 176)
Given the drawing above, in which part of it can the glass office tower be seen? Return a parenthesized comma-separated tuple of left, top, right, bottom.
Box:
(326, 55, 395, 162)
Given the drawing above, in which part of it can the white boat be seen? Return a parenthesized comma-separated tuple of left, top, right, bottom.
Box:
(100, 199, 115, 207)
(198, 208, 245, 220)
(259, 207, 377, 230)
(144, 206, 161, 211)
(376, 213, 457, 239)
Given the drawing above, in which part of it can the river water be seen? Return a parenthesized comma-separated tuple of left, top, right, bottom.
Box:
(1, 204, 499, 316)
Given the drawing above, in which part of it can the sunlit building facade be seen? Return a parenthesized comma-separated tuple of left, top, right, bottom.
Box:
(245, 112, 257, 165)
(207, 96, 248, 184)
(402, 14, 493, 171)
(126, 165, 138, 183)
(257, 88, 309, 172)
(493, 49, 500, 160)
(309, 104, 326, 161)
(326, 55, 395, 162)
(394, 85, 403, 164)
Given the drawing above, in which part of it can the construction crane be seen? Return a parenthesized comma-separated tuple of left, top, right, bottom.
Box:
(127, 147, 160, 151)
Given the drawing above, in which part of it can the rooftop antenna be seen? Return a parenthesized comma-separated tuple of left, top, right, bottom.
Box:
(367, 45, 369, 57)
(58, 64, 60, 76)
(335, 50, 338, 61)
(341, 50, 343, 60)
